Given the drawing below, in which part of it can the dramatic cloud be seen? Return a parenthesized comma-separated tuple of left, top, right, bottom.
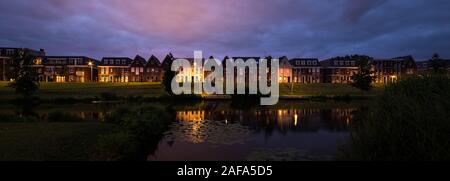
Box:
(0, 0, 449, 60)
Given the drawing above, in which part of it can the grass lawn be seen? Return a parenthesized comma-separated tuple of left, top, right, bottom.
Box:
(279, 83, 384, 97)
(0, 81, 166, 101)
(0, 81, 384, 101)
(0, 122, 117, 161)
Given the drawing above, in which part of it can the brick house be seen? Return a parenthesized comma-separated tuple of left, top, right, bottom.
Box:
(289, 58, 321, 83)
(320, 57, 359, 84)
(145, 55, 163, 82)
(98, 57, 132, 82)
(44, 56, 98, 82)
(129, 55, 147, 82)
(372, 55, 417, 83)
(0, 47, 46, 81)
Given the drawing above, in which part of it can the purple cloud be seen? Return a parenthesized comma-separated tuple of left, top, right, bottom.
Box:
(0, 0, 449, 60)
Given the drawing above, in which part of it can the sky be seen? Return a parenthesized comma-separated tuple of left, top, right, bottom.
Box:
(0, 0, 449, 61)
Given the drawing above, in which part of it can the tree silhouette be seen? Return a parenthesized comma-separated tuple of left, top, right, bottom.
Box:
(162, 53, 175, 96)
(351, 56, 374, 91)
(7, 49, 40, 99)
(430, 53, 447, 74)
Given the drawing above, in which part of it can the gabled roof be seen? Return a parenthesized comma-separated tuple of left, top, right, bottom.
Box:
(161, 53, 174, 69)
(131, 55, 147, 66)
(146, 55, 161, 67)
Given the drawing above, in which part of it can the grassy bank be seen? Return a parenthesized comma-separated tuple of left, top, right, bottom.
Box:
(279, 83, 383, 97)
(0, 122, 117, 161)
(0, 82, 166, 102)
(0, 81, 382, 102)
(341, 75, 450, 160)
(0, 104, 173, 161)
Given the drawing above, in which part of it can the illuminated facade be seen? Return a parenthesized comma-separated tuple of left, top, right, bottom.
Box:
(278, 56, 292, 83)
(146, 55, 163, 82)
(372, 56, 417, 84)
(0, 47, 46, 81)
(175, 58, 205, 83)
(0, 47, 426, 85)
(129, 55, 147, 82)
(321, 58, 359, 84)
(289, 58, 321, 83)
(98, 57, 132, 82)
(44, 56, 98, 82)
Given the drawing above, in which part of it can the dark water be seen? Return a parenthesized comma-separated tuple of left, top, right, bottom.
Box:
(0, 101, 364, 161)
(151, 102, 356, 161)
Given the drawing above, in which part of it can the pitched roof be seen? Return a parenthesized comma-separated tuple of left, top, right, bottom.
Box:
(131, 55, 147, 66)
(161, 53, 174, 69)
(146, 55, 161, 67)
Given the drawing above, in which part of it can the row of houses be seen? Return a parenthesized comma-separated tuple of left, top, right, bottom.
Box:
(1, 47, 446, 84)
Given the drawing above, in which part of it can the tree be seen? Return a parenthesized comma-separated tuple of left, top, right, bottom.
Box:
(162, 53, 175, 96)
(7, 49, 40, 99)
(351, 57, 374, 91)
(429, 53, 447, 74)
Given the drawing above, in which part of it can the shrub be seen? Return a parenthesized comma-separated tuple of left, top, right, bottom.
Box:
(100, 92, 118, 101)
(47, 111, 85, 122)
(91, 131, 138, 161)
(342, 75, 450, 160)
(92, 105, 174, 160)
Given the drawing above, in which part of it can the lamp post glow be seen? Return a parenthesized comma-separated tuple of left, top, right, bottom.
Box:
(88, 61, 93, 82)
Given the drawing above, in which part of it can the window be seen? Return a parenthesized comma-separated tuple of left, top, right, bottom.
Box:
(140, 67, 144, 72)
(131, 67, 135, 72)
(6, 49, 14, 56)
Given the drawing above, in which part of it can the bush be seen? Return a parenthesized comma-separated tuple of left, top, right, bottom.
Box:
(47, 111, 85, 122)
(91, 131, 138, 161)
(100, 92, 118, 101)
(0, 114, 40, 122)
(342, 75, 450, 160)
(92, 105, 174, 160)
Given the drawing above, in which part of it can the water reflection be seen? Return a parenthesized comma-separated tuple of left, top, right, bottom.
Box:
(0, 101, 362, 161)
(173, 106, 355, 140)
(150, 102, 359, 161)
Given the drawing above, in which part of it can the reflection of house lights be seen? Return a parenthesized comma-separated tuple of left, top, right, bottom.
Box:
(294, 114, 298, 126)
(225, 119, 228, 125)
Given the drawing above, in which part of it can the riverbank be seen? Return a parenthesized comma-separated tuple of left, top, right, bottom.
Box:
(0, 100, 360, 161)
(0, 122, 117, 160)
(0, 81, 383, 102)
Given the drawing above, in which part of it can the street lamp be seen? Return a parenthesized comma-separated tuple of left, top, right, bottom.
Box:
(88, 61, 93, 82)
